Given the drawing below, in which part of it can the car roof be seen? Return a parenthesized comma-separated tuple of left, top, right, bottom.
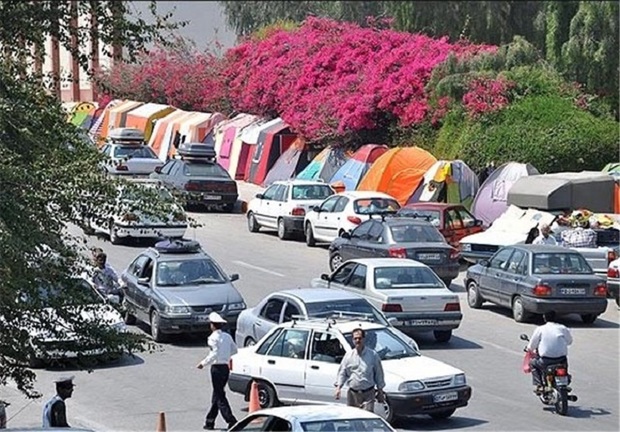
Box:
(344, 258, 429, 269)
(254, 404, 385, 421)
(277, 288, 365, 303)
(383, 217, 434, 227)
(511, 244, 580, 254)
(281, 317, 385, 333)
(272, 179, 329, 186)
(337, 191, 396, 199)
(402, 202, 455, 210)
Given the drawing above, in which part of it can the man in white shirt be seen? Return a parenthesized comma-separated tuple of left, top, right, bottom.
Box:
(196, 312, 238, 430)
(533, 224, 557, 246)
(527, 311, 573, 391)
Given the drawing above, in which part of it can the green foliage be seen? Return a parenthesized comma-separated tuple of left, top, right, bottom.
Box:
(250, 19, 300, 41)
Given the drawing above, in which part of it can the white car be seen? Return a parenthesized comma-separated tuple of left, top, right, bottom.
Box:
(303, 191, 400, 246)
(86, 179, 187, 244)
(230, 405, 395, 432)
(608, 258, 619, 306)
(311, 258, 462, 342)
(101, 128, 163, 176)
(228, 318, 472, 424)
(247, 180, 335, 240)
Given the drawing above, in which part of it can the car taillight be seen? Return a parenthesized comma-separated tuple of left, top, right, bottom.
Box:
(556, 368, 567, 376)
(347, 216, 362, 225)
(291, 207, 305, 216)
(388, 247, 407, 259)
(608, 250, 618, 264)
(115, 164, 128, 171)
(381, 303, 402, 313)
(608, 267, 620, 278)
(594, 282, 607, 297)
(532, 284, 552, 296)
(444, 302, 460, 312)
(122, 212, 139, 222)
(449, 248, 460, 260)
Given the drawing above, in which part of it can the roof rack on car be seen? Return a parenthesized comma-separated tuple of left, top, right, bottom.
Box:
(177, 142, 217, 161)
(366, 209, 398, 221)
(108, 127, 145, 145)
(152, 238, 202, 254)
(290, 313, 374, 330)
(398, 212, 433, 221)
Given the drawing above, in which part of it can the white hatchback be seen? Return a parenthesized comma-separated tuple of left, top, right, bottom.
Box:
(247, 180, 335, 240)
(303, 191, 400, 246)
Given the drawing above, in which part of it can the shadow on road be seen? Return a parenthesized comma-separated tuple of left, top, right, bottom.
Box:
(414, 334, 484, 350)
(395, 414, 488, 430)
(43, 353, 145, 372)
(562, 405, 613, 418)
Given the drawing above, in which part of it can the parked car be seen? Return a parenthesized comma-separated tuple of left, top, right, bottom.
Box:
(234, 287, 420, 350)
(247, 179, 335, 239)
(150, 142, 238, 212)
(304, 191, 401, 246)
(84, 179, 187, 245)
(101, 128, 163, 176)
(397, 203, 484, 249)
(465, 245, 608, 323)
(328, 216, 460, 286)
(607, 258, 620, 306)
(230, 405, 395, 432)
(312, 258, 461, 342)
(228, 318, 472, 424)
(120, 239, 246, 342)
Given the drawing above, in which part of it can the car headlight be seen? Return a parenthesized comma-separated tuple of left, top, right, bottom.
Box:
(398, 380, 425, 392)
(228, 302, 246, 311)
(165, 305, 191, 315)
(461, 243, 471, 252)
(454, 373, 466, 386)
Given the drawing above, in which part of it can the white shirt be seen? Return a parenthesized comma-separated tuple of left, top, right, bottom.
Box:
(533, 234, 557, 246)
(527, 322, 573, 358)
(199, 329, 238, 367)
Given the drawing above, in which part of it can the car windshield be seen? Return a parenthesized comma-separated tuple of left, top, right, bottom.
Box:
(355, 198, 400, 214)
(306, 299, 388, 325)
(183, 163, 230, 178)
(301, 419, 392, 432)
(398, 209, 440, 227)
(291, 185, 334, 200)
(156, 259, 226, 286)
(532, 253, 593, 274)
(389, 224, 444, 243)
(374, 266, 444, 289)
(344, 328, 419, 360)
(113, 145, 157, 159)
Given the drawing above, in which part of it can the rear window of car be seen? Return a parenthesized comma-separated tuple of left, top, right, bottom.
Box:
(302, 419, 392, 432)
(532, 253, 593, 274)
(183, 163, 230, 178)
(113, 145, 157, 159)
(374, 266, 444, 289)
(354, 198, 400, 214)
(291, 184, 334, 200)
(397, 209, 441, 227)
(389, 224, 444, 243)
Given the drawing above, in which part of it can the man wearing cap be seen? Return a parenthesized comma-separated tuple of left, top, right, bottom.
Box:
(533, 223, 557, 246)
(42, 376, 74, 428)
(196, 312, 238, 430)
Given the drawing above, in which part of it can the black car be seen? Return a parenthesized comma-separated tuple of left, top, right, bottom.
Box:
(465, 244, 608, 323)
(328, 216, 460, 286)
(151, 142, 238, 212)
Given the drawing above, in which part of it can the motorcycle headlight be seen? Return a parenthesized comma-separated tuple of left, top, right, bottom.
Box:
(398, 380, 425, 392)
(454, 373, 466, 386)
(165, 305, 191, 315)
(228, 302, 246, 311)
(461, 243, 471, 252)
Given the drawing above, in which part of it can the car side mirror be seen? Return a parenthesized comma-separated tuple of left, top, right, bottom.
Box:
(255, 193, 264, 199)
(340, 231, 351, 239)
(229, 273, 240, 282)
(312, 206, 320, 212)
(154, 166, 162, 174)
(479, 260, 490, 267)
(320, 273, 331, 281)
(387, 317, 397, 325)
(137, 277, 150, 287)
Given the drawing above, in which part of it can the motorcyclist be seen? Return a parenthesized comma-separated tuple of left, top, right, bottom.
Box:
(91, 250, 122, 300)
(527, 311, 573, 393)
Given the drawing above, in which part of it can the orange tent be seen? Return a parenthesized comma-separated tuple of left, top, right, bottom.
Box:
(357, 147, 437, 206)
(148, 110, 195, 161)
(124, 103, 175, 142)
(108, 100, 144, 131)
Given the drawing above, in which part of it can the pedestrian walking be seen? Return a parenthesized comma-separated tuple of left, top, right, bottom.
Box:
(196, 312, 238, 430)
(42, 376, 75, 428)
(335, 328, 386, 412)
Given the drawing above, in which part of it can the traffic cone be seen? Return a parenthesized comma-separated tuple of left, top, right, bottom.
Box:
(248, 381, 261, 413)
(156, 411, 166, 432)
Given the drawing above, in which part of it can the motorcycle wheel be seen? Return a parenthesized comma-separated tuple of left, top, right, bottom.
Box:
(555, 388, 568, 416)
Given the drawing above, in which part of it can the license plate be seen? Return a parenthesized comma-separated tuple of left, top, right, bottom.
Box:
(555, 376, 569, 385)
(406, 319, 438, 326)
(195, 315, 210, 322)
(433, 392, 458, 403)
(560, 288, 585, 295)
(418, 253, 441, 261)
(203, 195, 222, 200)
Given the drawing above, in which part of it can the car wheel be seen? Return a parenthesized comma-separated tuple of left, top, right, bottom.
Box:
(374, 399, 394, 424)
(580, 313, 598, 324)
(277, 218, 290, 240)
(109, 221, 122, 245)
(429, 408, 456, 420)
(256, 381, 278, 409)
(433, 330, 452, 343)
(247, 212, 260, 233)
(466, 281, 483, 309)
(329, 252, 343, 271)
(123, 300, 137, 325)
(150, 310, 165, 343)
(441, 278, 453, 287)
(305, 223, 316, 247)
(512, 296, 531, 323)
(244, 337, 256, 347)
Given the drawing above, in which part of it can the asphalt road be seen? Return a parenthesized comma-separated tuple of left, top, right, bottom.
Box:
(1, 199, 618, 432)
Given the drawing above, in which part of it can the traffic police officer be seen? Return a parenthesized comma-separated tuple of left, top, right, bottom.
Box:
(42, 376, 75, 428)
(196, 312, 238, 430)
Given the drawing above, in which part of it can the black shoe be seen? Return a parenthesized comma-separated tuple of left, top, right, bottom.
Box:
(203, 423, 214, 430)
(227, 421, 237, 430)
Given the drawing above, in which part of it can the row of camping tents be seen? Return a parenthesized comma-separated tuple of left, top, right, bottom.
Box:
(64, 100, 620, 225)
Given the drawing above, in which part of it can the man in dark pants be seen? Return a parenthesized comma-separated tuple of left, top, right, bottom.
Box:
(42, 376, 75, 428)
(196, 312, 238, 430)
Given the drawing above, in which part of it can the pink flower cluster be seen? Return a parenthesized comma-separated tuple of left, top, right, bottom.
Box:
(462, 77, 514, 118)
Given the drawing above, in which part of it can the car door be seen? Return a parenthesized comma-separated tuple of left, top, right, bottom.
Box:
(444, 208, 464, 248)
(313, 196, 341, 241)
(359, 221, 386, 258)
(326, 262, 358, 293)
(456, 207, 481, 240)
(259, 328, 310, 401)
(272, 184, 288, 221)
(255, 185, 280, 228)
(153, 159, 176, 186)
(133, 257, 155, 322)
(123, 255, 150, 322)
(343, 264, 369, 298)
(252, 297, 285, 343)
(304, 330, 348, 402)
(340, 221, 373, 261)
(480, 248, 514, 304)
(499, 249, 528, 307)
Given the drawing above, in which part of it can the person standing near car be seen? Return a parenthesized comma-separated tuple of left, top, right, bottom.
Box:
(42, 376, 75, 428)
(196, 312, 238, 430)
(533, 224, 557, 246)
(335, 328, 386, 411)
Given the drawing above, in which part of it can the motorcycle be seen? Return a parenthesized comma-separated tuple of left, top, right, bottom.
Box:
(520, 334, 577, 416)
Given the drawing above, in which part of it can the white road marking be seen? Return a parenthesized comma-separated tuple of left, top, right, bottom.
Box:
(232, 260, 285, 277)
